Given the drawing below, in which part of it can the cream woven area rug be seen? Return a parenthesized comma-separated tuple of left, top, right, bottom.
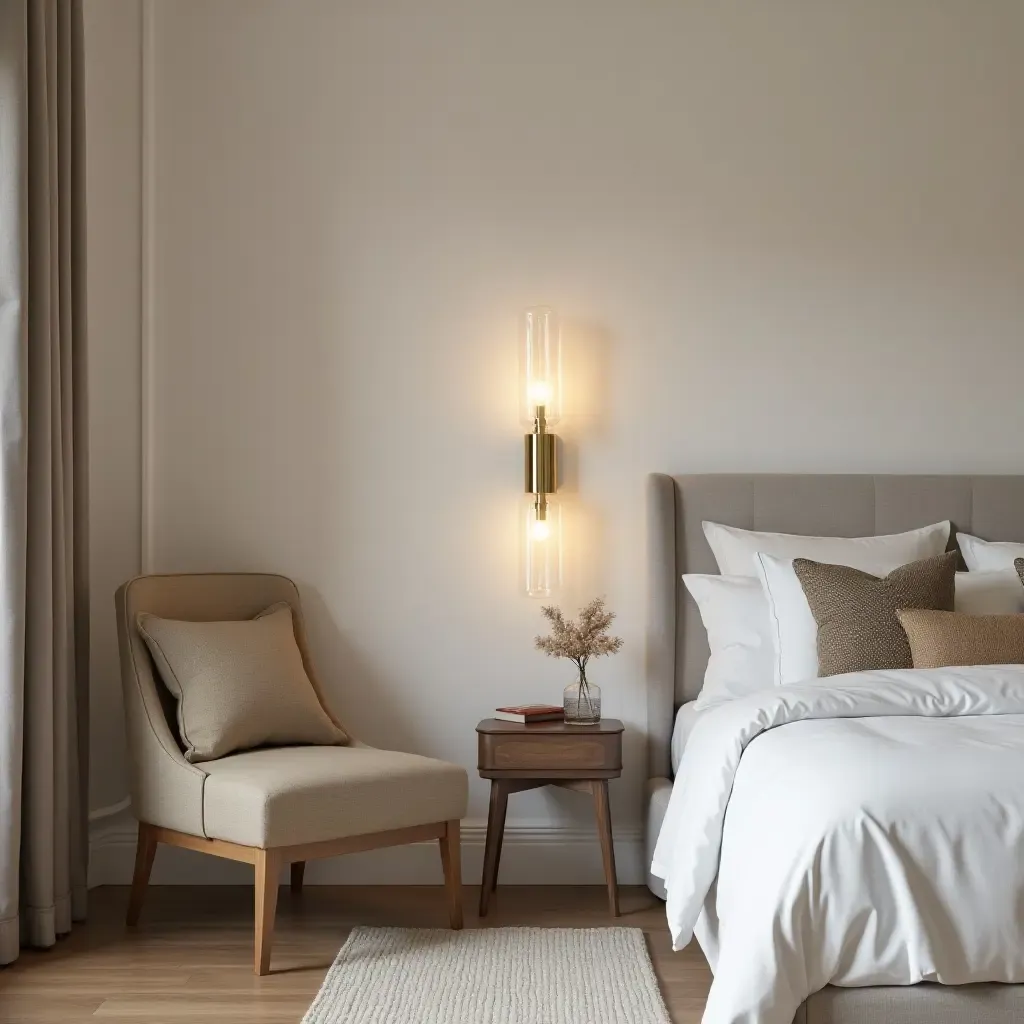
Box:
(302, 926, 671, 1024)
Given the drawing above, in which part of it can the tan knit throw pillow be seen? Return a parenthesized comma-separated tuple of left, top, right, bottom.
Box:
(137, 602, 348, 762)
(1016, 557, 1024, 588)
(897, 608, 1024, 669)
(793, 550, 957, 676)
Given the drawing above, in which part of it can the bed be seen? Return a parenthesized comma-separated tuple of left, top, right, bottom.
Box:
(644, 473, 1024, 1024)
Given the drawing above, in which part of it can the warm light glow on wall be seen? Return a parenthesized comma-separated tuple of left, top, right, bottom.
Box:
(520, 307, 562, 596)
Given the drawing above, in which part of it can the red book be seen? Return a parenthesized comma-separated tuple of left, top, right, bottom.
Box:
(494, 703, 564, 724)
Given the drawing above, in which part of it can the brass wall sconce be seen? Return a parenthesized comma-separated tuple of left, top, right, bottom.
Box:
(520, 307, 562, 596)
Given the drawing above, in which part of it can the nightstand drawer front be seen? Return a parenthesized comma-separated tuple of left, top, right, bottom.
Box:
(482, 735, 620, 772)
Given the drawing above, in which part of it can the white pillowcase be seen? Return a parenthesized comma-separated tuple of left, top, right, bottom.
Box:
(954, 570, 1024, 615)
(753, 521, 951, 686)
(703, 520, 951, 578)
(755, 554, 824, 685)
(957, 532, 1024, 572)
(683, 574, 774, 708)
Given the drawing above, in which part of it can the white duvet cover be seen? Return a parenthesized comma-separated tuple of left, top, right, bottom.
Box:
(651, 665, 1024, 1024)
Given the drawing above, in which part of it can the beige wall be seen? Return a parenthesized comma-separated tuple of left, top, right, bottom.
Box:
(84, 0, 143, 815)
(88, 0, 1024, 874)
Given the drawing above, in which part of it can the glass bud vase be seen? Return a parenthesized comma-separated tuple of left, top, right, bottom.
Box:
(563, 676, 601, 725)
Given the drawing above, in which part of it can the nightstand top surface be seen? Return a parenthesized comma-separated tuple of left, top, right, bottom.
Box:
(476, 717, 624, 735)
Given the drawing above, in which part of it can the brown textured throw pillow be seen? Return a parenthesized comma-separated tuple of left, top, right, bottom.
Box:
(793, 550, 957, 676)
(1016, 557, 1024, 587)
(897, 608, 1024, 669)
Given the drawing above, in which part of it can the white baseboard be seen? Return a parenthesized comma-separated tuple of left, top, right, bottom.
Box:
(88, 814, 645, 887)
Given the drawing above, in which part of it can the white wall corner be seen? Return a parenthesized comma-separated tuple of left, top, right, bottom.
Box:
(89, 813, 645, 887)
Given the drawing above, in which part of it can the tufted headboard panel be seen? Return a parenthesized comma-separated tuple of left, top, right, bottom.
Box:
(645, 474, 1024, 778)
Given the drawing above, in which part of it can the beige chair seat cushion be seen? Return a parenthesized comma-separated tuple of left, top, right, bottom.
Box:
(201, 744, 468, 848)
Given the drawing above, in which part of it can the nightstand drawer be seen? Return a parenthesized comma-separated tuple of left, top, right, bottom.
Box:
(478, 732, 621, 772)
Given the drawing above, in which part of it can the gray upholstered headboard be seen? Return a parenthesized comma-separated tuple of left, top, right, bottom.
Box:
(645, 473, 1024, 779)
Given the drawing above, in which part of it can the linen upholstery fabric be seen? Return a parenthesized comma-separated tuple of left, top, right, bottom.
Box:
(115, 574, 319, 838)
(898, 609, 1024, 670)
(201, 745, 469, 847)
(137, 602, 348, 762)
(798, 984, 1024, 1024)
(115, 573, 468, 852)
(0, 0, 89, 966)
(794, 551, 956, 676)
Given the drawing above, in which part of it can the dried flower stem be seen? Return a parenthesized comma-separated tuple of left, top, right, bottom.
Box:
(534, 597, 624, 688)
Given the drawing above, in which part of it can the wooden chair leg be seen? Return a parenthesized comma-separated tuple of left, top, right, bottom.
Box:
(439, 819, 463, 930)
(254, 849, 281, 975)
(126, 822, 158, 926)
(290, 861, 305, 894)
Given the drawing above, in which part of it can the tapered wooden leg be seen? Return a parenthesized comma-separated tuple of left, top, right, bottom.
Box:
(490, 810, 506, 893)
(254, 849, 281, 975)
(290, 861, 305, 894)
(439, 819, 463, 929)
(126, 822, 158, 926)
(592, 780, 619, 917)
(479, 781, 509, 917)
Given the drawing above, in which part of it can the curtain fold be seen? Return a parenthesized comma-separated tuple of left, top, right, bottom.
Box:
(0, 0, 89, 965)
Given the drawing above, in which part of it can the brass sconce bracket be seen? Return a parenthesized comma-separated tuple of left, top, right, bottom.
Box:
(524, 408, 558, 509)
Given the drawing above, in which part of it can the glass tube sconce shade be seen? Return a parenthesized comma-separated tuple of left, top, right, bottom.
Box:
(521, 307, 563, 596)
(524, 494, 562, 597)
(519, 307, 562, 427)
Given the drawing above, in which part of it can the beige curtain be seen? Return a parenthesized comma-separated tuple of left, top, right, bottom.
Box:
(0, 0, 89, 965)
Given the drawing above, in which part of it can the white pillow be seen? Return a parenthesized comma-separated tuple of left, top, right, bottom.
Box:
(683, 574, 774, 708)
(755, 528, 951, 686)
(954, 570, 1024, 615)
(704, 520, 951, 578)
(755, 554, 821, 685)
(957, 532, 1024, 572)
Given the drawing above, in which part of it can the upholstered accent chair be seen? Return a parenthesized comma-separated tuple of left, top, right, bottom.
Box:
(114, 573, 468, 974)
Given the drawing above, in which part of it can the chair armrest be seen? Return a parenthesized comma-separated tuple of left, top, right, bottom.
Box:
(115, 584, 208, 836)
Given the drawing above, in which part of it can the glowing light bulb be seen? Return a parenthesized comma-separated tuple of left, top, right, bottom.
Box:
(528, 380, 553, 407)
(530, 517, 551, 542)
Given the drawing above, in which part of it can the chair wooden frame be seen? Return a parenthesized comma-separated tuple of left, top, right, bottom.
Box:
(127, 818, 463, 974)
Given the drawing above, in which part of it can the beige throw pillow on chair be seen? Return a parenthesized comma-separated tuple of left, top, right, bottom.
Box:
(137, 602, 348, 763)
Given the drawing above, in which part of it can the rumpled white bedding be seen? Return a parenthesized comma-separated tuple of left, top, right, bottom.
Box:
(651, 665, 1024, 1024)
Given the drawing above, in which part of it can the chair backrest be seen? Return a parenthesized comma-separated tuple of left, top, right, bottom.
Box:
(114, 573, 346, 830)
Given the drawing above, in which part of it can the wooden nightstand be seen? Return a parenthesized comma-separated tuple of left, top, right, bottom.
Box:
(476, 717, 624, 918)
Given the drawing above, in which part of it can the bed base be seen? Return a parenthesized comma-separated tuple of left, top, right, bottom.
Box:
(795, 983, 1024, 1023)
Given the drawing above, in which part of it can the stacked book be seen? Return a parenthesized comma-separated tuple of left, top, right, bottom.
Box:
(493, 704, 564, 724)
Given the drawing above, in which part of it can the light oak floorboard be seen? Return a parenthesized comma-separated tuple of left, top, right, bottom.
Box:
(0, 885, 712, 1023)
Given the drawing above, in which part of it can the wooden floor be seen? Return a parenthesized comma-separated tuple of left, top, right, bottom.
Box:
(0, 884, 711, 1023)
